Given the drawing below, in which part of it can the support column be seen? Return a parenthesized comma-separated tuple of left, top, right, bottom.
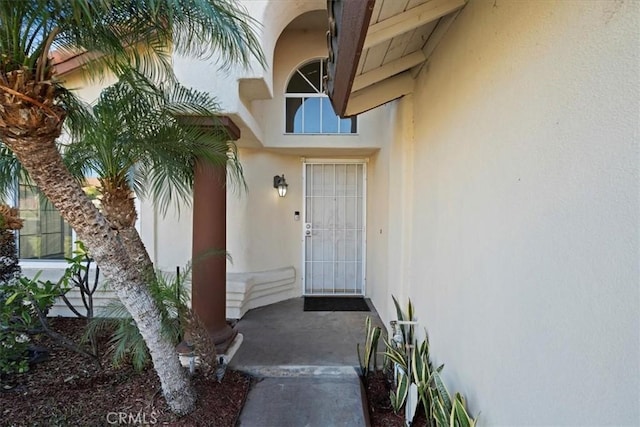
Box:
(191, 160, 236, 351)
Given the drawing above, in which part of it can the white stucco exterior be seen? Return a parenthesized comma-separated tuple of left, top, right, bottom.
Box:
(16, 0, 639, 424)
(368, 1, 639, 425)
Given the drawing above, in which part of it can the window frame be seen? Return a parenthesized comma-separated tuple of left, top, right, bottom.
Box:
(8, 179, 141, 266)
(284, 58, 357, 135)
(8, 182, 74, 263)
(5, 128, 145, 267)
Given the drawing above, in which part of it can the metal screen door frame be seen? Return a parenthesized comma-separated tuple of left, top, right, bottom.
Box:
(302, 159, 367, 296)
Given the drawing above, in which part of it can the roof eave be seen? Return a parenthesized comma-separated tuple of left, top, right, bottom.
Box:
(325, 0, 376, 118)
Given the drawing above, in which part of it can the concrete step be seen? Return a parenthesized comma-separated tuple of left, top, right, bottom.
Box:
(238, 376, 367, 427)
(233, 364, 360, 378)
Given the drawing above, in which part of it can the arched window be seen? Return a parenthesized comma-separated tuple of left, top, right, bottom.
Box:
(285, 59, 357, 134)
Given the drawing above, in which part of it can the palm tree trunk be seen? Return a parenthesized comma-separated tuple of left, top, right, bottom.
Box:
(99, 182, 156, 279)
(119, 226, 156, 274)
(120, 224, 218, 377)
(1, 134, 196, 414)
(98, 181, 218, 377)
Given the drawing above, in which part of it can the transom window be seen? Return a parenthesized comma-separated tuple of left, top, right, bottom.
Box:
(285, 59, 357, 134)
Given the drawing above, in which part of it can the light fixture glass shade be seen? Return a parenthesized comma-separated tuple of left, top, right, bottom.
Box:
(274, 174, 288, 197)
(277, 183, 287, 197)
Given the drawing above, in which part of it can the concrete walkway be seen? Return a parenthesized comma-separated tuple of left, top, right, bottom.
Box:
(230, 297, 386, 427)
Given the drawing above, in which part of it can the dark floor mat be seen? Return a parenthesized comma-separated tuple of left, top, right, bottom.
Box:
(303, 296, 370, 312)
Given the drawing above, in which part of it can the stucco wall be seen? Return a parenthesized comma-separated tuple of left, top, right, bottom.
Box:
(379, 1, 639, 425)
(367, 94, 417, 322)
(172, 1, 327, 146)
(226, 25, 391, 282)
(252, 27, 389, 151)
(227, 148, 303, 274)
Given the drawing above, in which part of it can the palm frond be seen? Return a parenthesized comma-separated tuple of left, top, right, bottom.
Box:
(0, 144, 30, 201)
(0, 0, 264, 87)
(64, 72, 246, 217)
(152, 0, 265, 69)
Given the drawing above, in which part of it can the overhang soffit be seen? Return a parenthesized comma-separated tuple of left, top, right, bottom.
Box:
(326, 0, 467, 117)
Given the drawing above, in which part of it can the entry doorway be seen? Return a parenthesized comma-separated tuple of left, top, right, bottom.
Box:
(302, 161, 366, 295)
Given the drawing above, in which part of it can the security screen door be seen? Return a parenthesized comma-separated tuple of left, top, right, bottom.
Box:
(303, 162, 366, 295)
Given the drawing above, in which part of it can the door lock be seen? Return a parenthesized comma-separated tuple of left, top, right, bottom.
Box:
(304, 223, 312, 236)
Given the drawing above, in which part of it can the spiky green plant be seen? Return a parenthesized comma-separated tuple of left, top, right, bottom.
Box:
(390, 370, 410, 414)
(392, 295, 415, 346)
(357, 315, 382, 378)
(450, 393, 477, 427)
(86, 269, 189, 371)
(428, 370, 478, 427)
(384, 297, 477, 426)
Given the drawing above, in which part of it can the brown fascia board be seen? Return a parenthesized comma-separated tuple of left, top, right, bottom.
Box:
(52, 50, 102, 77)
(178, 115, 241, 141)
(326, 0, 375, 118)
(218, 116, 241, 141)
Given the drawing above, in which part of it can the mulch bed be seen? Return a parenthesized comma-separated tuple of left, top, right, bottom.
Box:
(1, 318, 435, 426)
(363, 370, 428, 427)
(0, 318, 252, 427)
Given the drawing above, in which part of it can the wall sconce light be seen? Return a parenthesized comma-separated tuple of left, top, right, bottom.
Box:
(273, 174, 288, 197)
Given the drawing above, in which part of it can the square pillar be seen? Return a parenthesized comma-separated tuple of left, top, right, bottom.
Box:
(191, 160, 235, 351)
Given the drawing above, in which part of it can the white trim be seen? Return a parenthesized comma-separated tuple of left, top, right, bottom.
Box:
(301, 162, 309, 294)
(19, 260, 70, 269)
(296, 69, 320, 94)
(286, 93, 327, 97)
(302, 158, 369, 164)
(283, 56, 327, 94)
(284, 94, 357, 134)
(283, 131, 359, 136)
(362, 163, 368, 296)
(301, 160, 367, 296)
(284, 58, 357, 135)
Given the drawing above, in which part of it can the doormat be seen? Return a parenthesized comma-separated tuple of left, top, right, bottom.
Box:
(304, 297, 370, 312)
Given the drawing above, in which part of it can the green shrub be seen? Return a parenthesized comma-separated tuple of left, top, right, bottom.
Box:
(0, 204, 23, 284)
(86, 268, 189, 370)
(0, 327, 29, 376)
(58, 241, 100, 320)
(0, 275, 58, 376)
(0, 229, 20, 284)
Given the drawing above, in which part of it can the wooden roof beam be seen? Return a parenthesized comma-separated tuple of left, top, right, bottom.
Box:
(345, 71, 414, 116)
(352, 50, 425, 92)
(363, 0, 466, 50)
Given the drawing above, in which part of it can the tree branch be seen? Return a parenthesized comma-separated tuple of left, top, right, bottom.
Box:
(27, 293, 100, 367)
(37, 27, 60, 82)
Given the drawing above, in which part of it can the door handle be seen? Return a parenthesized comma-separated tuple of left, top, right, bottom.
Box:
(304, 223, 312, 237)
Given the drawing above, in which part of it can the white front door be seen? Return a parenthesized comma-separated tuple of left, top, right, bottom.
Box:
(302, 161, 366, 295)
